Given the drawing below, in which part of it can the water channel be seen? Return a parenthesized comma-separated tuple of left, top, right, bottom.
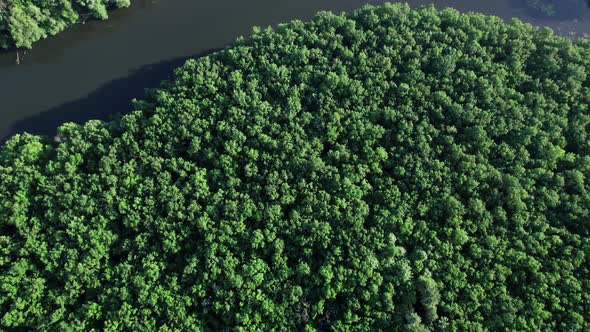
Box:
(1, 0, 589, 141)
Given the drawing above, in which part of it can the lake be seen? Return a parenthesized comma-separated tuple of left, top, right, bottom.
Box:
(1, 0, 590, 141)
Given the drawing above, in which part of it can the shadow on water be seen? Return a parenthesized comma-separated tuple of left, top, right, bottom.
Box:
(1, 47, 223, 143)
(513, 0, 590, 20)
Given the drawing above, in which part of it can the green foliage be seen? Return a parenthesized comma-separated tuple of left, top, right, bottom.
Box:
(6, 3, 46, 49)
(0, 0, 131, 49)
(2, 3, 590, 330)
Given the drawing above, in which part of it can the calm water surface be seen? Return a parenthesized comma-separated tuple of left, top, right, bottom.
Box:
(1, 0, 590, 140)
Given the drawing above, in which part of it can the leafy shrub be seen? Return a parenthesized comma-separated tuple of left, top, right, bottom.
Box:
(1, 3, 589, 331)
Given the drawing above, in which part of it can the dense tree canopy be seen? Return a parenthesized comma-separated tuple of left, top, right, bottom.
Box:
(0, 0, 131, 49)
(1, 3, 590, 331)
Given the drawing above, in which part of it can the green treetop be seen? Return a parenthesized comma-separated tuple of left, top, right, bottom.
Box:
(1, 3, 589, 331)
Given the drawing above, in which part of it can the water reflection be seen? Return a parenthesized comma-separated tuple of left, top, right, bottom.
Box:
(515, 0, 590, 20)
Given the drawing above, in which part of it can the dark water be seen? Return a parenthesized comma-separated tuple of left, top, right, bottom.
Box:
(1, 0, 590, 141)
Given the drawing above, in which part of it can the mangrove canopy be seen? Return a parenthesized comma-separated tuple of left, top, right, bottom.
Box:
(1, 3, 589, 331)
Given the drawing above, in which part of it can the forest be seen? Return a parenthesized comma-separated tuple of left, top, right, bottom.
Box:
(1, 3, 589, 331)
(0, 0, 131, 49)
